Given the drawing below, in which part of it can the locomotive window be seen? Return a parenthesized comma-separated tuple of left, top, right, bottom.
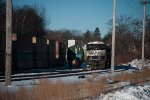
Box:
(87, 44, 106, 50)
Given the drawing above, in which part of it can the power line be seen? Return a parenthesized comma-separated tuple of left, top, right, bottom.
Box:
(120, 0, 143, 18)
(124, 0, 142, 10)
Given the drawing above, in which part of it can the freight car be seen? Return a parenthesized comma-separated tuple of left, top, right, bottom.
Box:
(14, 35, 66, 70)
(0, 33, 66, 72)
(0, 33, 5, 71)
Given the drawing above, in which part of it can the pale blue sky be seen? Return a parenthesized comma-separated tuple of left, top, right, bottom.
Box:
(13, 0, 150, 36)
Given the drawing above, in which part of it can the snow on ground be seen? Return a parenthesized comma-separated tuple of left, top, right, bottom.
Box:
(0, 59, 149, 99)
(0, 75, 85, 92)
(0, 79, 39, 92)
(128, 59, 150, 70)
(98, 83, 150, 100)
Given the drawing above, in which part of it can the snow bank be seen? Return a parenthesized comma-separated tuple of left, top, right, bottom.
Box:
(98, 84, 150, 100)
(128, 59, 150, 69)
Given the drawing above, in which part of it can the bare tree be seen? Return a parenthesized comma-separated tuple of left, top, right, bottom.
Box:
(105, 15, 142, 64)
(145, 16, 150, 59)
(12, 5, 46, 35)
(47, 29, 72, 41)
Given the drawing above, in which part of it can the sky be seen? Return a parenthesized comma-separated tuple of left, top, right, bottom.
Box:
(13, 0, 150, 36)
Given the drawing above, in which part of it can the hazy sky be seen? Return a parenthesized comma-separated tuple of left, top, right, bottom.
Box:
(13, 0, 150, 36)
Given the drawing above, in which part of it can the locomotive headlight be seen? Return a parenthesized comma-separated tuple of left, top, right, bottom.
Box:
(88, 56, 92, 60)
(90, 56, 92, 59)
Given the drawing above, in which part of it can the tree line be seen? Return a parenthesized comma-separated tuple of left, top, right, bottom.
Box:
(0, 0, 46, 35)
(0, 0, 150, 64)
(104, 15, 150, 64)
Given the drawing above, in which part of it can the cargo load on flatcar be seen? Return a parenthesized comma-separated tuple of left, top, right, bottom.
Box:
(67, 44, 84, 68)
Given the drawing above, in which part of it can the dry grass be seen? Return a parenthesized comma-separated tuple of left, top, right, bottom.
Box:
(116, 53, 141, 65)
(80, 77, 107, 98)
(0, 68, 150, 100)
(128, 68, 150, 84)
(111, 68, 150, 84)
(111, 72, 129, 82)
(0, 77, 107, 100)
(29, 79, 80, 100)
(0, 90, 15, 100)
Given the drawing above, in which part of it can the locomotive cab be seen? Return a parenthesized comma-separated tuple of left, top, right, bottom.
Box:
(85, 41, 111, 69)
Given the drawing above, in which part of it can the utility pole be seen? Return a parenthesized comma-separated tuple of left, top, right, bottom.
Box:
(5, 0, 12, 86)
(140, 0, 150, 69)
(111, 0, 116, 74)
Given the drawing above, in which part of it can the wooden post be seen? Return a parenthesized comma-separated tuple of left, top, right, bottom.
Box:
(111, 0, 116, 74)
(140, 0, 150, 69)
(142, 0, 146, 69)
(5, 0, 12, 86)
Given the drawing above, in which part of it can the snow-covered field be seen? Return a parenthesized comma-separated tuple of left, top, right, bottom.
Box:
(98, 83, 150, 100)
(97, 59, 150, 100)
(0, 59, 150, 99)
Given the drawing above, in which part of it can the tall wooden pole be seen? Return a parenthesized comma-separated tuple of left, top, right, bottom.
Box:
(111, 0, 116, 74)
(140, 0, 150, 69)
(142, 0, 146, 69)
(5, 0, 12, 86)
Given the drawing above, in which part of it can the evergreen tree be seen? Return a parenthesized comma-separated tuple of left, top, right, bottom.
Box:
(93, 27, 101, 41)
(83, 30, 92, 44)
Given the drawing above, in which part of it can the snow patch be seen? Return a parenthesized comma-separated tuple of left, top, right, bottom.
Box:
(98, 84, 150, 100)
(128, 59, 150, 69)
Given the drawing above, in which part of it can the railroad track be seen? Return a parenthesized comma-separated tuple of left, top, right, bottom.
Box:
(0, 69, 126, 82)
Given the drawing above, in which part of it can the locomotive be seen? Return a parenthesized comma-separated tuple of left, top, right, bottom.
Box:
(85, 41, 111, 69)
(67, 41, 111, 69)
